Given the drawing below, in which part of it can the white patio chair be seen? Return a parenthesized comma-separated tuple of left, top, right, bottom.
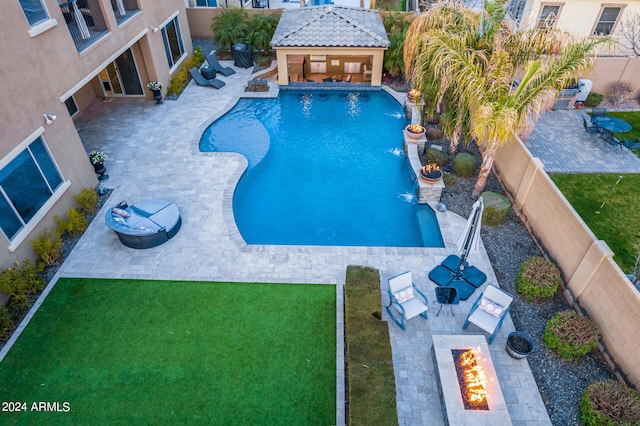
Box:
(386, 271, 428, 330)
(462, 284, 513, 344)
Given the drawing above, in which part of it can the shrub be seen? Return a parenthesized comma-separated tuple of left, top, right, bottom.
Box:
(516, 256, 562, 302)
(31, 228, 63, 267)
(543, 310, 600, 361)
(584, 91, 604, 107)
(211, 7, 249, 53)
(167, 47, 206, 96)
(64, 207, 88, 236)
(481, 191, 511, 226)
(426, 127, 443, 140)
(54, 208, 86, 236)
(426, 146, 450, 167)
(579, 380, 640, 426)
(256, 55, 272, 68)
(0, 306, 13, 339)
(607, 81, 633, 106)
(72, 187, 98, 214)
(454, 152, 477, 178)
(0, 260, 45, 309)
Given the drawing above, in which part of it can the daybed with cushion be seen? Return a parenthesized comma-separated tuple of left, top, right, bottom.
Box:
(105, 199, 181, 249)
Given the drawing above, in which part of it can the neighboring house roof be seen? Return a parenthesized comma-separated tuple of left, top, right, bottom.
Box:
(271, 6, 390, 48)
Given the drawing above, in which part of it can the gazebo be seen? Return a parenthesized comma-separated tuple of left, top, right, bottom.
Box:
(271, 6, 390, 86)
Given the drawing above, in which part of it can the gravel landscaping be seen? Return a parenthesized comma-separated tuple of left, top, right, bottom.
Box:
(428, 140, 616, 425)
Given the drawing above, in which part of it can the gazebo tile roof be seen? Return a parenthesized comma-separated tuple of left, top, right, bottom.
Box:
(271, 6, 390, 48)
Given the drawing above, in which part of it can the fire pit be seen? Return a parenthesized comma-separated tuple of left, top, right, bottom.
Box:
(433, 335, 511, 425)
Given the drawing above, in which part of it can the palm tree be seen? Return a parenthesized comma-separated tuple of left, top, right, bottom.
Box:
(405, 0, 608, 198)
(211, 7, 248, 53)
(382, 12, 413, 78)
(247, 13, 279, 54)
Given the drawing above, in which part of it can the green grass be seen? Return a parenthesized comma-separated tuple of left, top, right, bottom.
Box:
(344, 265, 397, 426)
(552, 174, 640, 273)
(0, 279, 336, 425)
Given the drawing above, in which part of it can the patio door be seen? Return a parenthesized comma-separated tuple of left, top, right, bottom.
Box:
(99, 48, 143, 96)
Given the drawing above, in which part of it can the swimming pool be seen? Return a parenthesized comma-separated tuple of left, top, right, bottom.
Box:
(199, 90, 444, 247)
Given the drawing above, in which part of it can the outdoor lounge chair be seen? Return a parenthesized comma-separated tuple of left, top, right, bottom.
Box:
(463, 284, 513, 344)
(189, 68, 225, 89)
(386, 271, 428, 330)
(205, 53, 236, 76)
(592, 108, 607, 118)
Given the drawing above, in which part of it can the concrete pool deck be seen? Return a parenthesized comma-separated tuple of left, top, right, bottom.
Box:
(15, 62, 550, 425)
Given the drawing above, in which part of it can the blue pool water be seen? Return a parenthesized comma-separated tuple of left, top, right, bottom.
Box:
(199, 90, 444, 247)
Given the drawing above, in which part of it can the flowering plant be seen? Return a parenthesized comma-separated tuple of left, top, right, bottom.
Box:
(407, 124, 425, 133)
(88, 150, 108, 164)
(147, 81, 163, 90)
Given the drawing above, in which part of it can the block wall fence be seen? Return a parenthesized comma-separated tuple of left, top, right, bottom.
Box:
(493, 133, 640, 389)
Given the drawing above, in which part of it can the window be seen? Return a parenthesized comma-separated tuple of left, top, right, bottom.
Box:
(65, 96, 79, 117)
(593, 7, 622, 35)
(196, 0, 217, 6)
(18, 0, 49, 26)
(506, 0, 527, 21)
(161, 16, 185, 69)
(538, 5, 560, 27)
(0, 137, 63, 241)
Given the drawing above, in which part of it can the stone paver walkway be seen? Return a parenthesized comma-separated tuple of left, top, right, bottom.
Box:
(526, 110, 640, 173)
(5, 61, 551, 425)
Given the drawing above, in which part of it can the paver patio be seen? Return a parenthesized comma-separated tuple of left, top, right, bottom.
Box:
(5, 62, 551, 425)
(526, 110, 640, 174)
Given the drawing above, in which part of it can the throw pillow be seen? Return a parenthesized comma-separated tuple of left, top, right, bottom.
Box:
(112, 217, 127, 225)
(112, 207, 130, 218)
(478, 297, 505, 318)
(393, 286, 414, 304)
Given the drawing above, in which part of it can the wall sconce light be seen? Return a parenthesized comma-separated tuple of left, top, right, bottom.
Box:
(44, 114, 57, 125)
(151, 26, 159, 33)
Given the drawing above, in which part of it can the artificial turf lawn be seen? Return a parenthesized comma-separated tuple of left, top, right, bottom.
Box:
(552, 173, 640, 273)
(0, 278, 336, 425)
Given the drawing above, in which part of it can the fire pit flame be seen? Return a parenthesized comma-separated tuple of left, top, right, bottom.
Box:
(452, 347, 490, 410)
(460, 347, 489, 404)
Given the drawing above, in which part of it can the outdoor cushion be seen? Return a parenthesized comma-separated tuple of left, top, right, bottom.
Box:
(478, 296, 505, 318)
(393, 286, 414, 303)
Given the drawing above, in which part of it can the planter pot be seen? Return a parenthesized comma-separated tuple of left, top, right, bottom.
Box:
(406, 125, 426, 140)
(92, 162, 105, 174)
(151, 89, 163, 105)
(420, 169, 443, 183)
(506, 331, 534, 359)
(92, 162, 109, 181)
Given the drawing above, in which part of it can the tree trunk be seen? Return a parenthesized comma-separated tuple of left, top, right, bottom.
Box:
(449, 126, 461, 154)
(472, 143, 497, 199)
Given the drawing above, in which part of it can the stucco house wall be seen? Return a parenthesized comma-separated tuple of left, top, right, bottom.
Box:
(0, 0, 193, 275)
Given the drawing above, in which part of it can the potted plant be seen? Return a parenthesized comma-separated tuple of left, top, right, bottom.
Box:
(147, 81, 164, 105)
(406, 123, 426, 140)
(88, 150, 109, 181)
(420, 163, 443, 183)
(88, 150, 107, 165)
(506, 331, 534, 359)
